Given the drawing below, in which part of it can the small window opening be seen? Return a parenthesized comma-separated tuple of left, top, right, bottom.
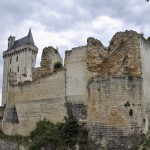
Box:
(17, 66, 19, 72)
(16, 56, 18, 62)
(10, 58, 12, 64)
(10, 69, 11, 72)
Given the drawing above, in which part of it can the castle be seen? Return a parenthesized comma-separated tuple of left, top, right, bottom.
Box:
(1, 29, 150, 149)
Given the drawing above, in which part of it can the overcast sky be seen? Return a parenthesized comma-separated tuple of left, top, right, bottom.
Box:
(0, 0, 149, 104)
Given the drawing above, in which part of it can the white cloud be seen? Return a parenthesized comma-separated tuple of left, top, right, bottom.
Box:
(59, 0, 74, 8)
(92, 15, 123, 31)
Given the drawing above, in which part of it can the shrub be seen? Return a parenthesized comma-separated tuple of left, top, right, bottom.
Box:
(124, 67, 134, 79)
(29, 117, 88, 149)
(147, 37, 150, 42)
(144, 139, 150, 147)
(0, 131, 29, 147)
(54, 61, 62, 70)
(107, 71, 112, 76)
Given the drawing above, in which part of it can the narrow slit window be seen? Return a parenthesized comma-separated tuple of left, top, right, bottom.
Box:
(10, 58, 12, 64)
(17, 66, 19, 72)
(10, 69, 11, 72)
(16, 56, 18, 62)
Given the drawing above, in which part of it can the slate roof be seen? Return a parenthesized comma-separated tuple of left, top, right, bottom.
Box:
(11, 29, 34, 50)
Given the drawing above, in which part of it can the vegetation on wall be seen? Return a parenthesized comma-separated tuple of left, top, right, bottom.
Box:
(147, 37, 150, 42)
(124, 67, 134, 79)
(0, 129, 30, 148)
(0, 116, 88, 150)
(54, 61, 62, 71)
(29, 116, 88, 150)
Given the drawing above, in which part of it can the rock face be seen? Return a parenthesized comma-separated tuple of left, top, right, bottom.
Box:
(87, 30, 142, 78)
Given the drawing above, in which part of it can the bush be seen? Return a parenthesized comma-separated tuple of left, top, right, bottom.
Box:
(54, 61, 62, 70)
(29, 117, 88, 149)
(147, 37, 150, 42)
(124, 67, 134, 79)
(0, 131, 29, 147)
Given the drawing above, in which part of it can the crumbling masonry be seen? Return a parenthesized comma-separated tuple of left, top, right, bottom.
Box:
(1, 29, 150, 149)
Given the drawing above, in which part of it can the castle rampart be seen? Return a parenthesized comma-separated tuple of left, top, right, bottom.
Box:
(87, 77, 147, 149)
(2, 69, 67, 135)
(2, 30, 150, 149)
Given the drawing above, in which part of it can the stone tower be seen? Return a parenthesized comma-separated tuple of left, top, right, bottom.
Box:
(2, 29, 38, 106)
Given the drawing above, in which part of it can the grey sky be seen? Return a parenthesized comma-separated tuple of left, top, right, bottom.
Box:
(0, 0, 149, 104)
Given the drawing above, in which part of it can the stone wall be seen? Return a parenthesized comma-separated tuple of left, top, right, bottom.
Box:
(8, 69, 65, 104)
(2, 43, 38, 106)
(2, 30, 150, 149)
(32, 46, 63, 80)
(2, 69, 67, 135)
(0, 139, 17, 150)
(86, 37, 108, 72)
(140, 37, 150, 127)
(40, 46, 62, 73)
(87, 77, 147, 149)
(65, 46, 88, 105)
(0, 106, 5, 129)
(87, 30, 142, 78)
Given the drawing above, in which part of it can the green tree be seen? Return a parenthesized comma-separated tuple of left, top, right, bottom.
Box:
(147, 37, 150, 42)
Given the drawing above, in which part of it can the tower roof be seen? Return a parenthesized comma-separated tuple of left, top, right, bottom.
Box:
(28, 28, 34, 43)
(11, 29, 34, 50)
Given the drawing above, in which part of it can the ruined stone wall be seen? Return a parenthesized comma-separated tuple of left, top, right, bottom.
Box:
(87, 30, 142, 78)
(2, 56, 9, 106)
(32, 46, 62, 80)
(65, 46, 87, 105)
(8, 69, 65, 104)
(40, 46, 62, 72)
(87, 77, 147, 149)
(86, 37, 108, 72)
(2, 69, 67, 135)
(64, 44, 96, 120)
(1, 30, 149, 148)
(140, 37, 150, 102)
(140, 37, 150, 127)
(0, 139, 17, 150)
(0, 106, 5, 129)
